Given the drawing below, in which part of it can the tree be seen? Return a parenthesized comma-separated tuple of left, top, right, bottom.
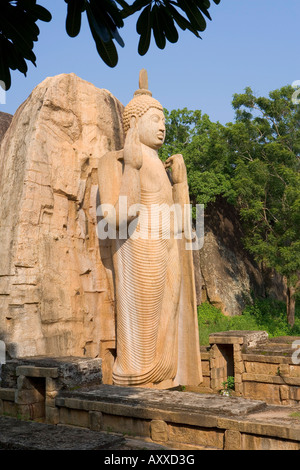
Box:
(227, 86, 300, 327)
(0, 0, 221, 90)
(161, 86, 300, 327)
(159, 108, 234, 208)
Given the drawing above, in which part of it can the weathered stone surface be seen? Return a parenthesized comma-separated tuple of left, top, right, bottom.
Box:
(0, 73, 124, 359)
(198, 197, 286, 315)
(224, 430, 241, 450)
(241, 433, 300, 451)
(57, 384, 267, 418)
(0, 388, 15, 401)
(150, 419, 169, 442)
(1, 356, 102, 389)
(168, 423, 224, 449)
(209, 330, 269, 348)
(0, 112, 12, 143)
(0, 416, 125, 450)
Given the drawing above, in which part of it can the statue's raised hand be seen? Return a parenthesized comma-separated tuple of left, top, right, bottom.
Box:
(123, 116, 143, 170)
(164, 154, 187, 184)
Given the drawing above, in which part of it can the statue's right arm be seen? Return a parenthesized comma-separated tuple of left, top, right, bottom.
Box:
(98, 150, 141, 230)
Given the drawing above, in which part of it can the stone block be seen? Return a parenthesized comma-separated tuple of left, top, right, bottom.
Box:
(234, 361, 245, 375)
(59, 407, 90, 428)
(211, 367, 226, 379)
(0, 388, 15, 401)
(233, 344, 243, 361)
(101, 414, 150, 438)
(46, 406, 60, 425)
(45, 396, 56, 408)
(89, 411, 103, 431)
(279, 385, 289, 401)
(46, 377, 60, 393)
(17, 402, 45, 420)
(201, 360, 210, 375)
(224, 430, 241, 450)
(234, 383, 243, 395)
(17, 375, 35, 390)
(234, 374, 243, 384)
(242, 434, 300, 451)
(290, 386, 300, 401)
(15, 389, 44, 405)
(168, 423, 224, 449)
(3, 400, 17, 417)
(209, 334, 243, 345)
(244, 361, 280, 375)
(16, 366, 58, 378)
(243, 373, 283, 384)
(201, 376, 211, 388)
(279, 364, 290, 376)
(282, 376, 300, 386)
(289, 365, 300, 378)
(243, 382, 281, 404)
(150, 420, 168, 443)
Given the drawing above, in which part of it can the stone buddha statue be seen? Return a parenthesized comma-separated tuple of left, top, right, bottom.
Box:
(98, 70, 202, 389)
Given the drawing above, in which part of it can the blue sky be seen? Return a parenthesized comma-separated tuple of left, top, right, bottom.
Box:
(1, 0, 300, 124)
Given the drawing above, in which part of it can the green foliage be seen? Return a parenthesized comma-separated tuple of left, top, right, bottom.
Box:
(133, 0, 221, 56)
(198, 299, 300, 345)
(0, 0, 222, 89)
(162, 85, 300, 324)
(228, 86, 300, 305)
(159, 108, 235, 207)
(222, 376, 234, 391)
(242, 298, 300, 338)
(197, 302, 231, 345)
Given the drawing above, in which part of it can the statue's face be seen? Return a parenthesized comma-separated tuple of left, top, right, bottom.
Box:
(137, 108, 165, 150)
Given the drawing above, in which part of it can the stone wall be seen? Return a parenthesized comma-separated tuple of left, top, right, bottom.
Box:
(1, 374, 299, 450)
(0, 333, 299, 450)
(197, 332, 300, 406)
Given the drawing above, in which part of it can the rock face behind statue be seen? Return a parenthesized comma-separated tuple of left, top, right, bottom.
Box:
(0, 74, 123, 370)
(0, 112, 13, 143)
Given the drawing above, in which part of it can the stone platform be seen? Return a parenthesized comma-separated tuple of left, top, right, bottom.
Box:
(55, 385, 300, 450)
(1, 354, 300, 450)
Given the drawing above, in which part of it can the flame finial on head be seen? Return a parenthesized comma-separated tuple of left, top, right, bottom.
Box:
(134, 69, 152, 97)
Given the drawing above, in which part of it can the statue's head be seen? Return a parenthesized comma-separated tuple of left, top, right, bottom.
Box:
(123, 70, 165, 150)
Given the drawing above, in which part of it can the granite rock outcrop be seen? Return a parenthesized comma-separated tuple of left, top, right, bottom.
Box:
(0, 74, 124, 364)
